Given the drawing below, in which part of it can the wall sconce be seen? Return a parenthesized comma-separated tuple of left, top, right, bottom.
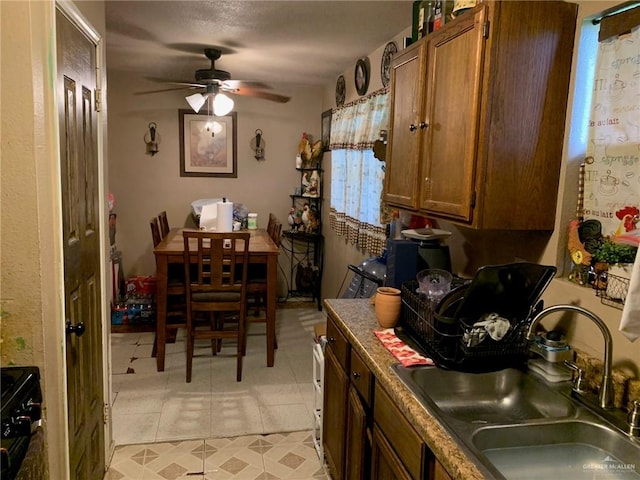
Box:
(144, 122, 160, 156)
(250, 129, 266, 161)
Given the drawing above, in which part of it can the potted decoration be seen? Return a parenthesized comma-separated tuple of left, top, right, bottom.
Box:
(592, 239, 637, 300)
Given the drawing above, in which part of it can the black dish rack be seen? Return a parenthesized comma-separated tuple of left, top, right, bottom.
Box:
(395, 263, 556, 372)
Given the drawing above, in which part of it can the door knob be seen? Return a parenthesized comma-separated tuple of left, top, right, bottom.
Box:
(66, 321, 86, 337)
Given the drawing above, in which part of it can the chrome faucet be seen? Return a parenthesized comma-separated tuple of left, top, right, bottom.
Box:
(527, 304, 615, 409)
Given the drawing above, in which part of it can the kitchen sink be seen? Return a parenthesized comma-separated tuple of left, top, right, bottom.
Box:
(474, 421, 640, 479)
(391, 365, 575, 422)
(391, 363, 640, 479)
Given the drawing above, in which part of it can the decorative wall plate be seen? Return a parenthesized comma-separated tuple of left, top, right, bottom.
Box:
(355, 58, 370, 96)
(335, 75, 346, 107)
(380, 41, 398, 88)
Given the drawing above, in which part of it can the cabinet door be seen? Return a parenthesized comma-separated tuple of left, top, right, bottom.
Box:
(371, 424, 414, 480)
(323, 345, 348, 480)
(345, 386, 370, 480)
(384, 41, 427, 209)
(420, 7, 487, 221)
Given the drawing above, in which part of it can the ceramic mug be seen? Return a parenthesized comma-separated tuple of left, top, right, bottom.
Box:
(374, 286, 402, 328)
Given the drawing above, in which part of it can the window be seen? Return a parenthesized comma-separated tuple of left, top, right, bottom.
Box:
(329, 90, 389, 256)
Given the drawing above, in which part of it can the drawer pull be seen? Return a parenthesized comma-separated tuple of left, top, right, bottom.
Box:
(352, 371, 361, 380)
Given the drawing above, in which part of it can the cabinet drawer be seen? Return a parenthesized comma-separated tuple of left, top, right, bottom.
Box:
(327, 316, 349, 371)
(350, 349, 373, 407)
(374, 383, 425, 479)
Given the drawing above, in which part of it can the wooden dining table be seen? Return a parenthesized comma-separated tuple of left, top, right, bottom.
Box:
(153, 227, 280, 372)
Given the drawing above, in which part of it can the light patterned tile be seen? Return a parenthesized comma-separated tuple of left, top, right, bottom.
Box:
(260, 404, 313, 434)
(111, 306, 323, 457)
(203, 442, 265, 479)
(136, 440, 205, 478)
(209, 394, 264, 438)
(262, 443, 325, 479)
(113, 412, 161, 445)
(251, 382, 305, 406)
(156, 406, 212, 442)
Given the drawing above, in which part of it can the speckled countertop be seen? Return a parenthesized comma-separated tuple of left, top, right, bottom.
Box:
(323, 298, 487, 480)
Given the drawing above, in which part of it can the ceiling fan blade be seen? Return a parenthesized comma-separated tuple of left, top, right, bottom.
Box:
(134, 85, 200, 95)
(225, 87, 291, 103)
(222, 80, 272, 90)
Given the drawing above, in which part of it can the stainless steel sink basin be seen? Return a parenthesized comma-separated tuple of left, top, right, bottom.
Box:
(391, 365, 575, 422)
(391, 363, 640, 479)
(473, 421, 640, 479)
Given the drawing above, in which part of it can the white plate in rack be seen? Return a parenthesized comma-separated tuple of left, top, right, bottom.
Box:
(401, 228, 452, 241)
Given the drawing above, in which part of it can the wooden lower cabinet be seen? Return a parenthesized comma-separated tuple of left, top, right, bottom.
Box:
(322, 342, 348, 479)
(323, 314, 455, 480)
(371, 424, 414, 480)
(345, 386, 370, 479)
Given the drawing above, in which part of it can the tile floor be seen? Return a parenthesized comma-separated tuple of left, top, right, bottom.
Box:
(106, 304, 330, 479)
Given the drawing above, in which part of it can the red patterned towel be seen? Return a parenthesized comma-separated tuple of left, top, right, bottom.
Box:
(374, 329, 434, 367)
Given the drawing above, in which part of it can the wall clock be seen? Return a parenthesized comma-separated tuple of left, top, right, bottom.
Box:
(335, 75, 346, 107)
(380, 41, 398, 88)
(354, 58, 370, 96)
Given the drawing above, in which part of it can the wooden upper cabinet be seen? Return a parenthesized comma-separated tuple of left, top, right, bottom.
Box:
(384, 41, 427, 210)
(420, 8, 486, 220)
(384, 0, 578, 230)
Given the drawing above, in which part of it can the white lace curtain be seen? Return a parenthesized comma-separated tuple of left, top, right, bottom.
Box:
(329, 90, 389, 256)
(583, 9, 640, 239)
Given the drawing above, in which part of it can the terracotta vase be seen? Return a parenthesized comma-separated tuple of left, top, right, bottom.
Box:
(374, 287, 402, 328)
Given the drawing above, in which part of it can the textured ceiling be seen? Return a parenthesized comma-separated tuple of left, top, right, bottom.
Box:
(105, 0, 413, 92)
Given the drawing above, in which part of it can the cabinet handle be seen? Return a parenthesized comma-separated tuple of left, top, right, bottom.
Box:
(409, 124, 417, 132)
(352, 371, 361, 380)
(419, 122, 428, 129)
(328, 336, 336, 343)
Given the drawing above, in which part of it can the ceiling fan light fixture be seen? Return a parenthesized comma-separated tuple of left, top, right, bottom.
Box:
(186, 93, 206, 113)
(213, 92, 234, 116)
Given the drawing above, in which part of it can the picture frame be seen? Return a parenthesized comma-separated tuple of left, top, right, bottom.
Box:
(354, 58, 370, 96)
(321, 109, 332, 152)
(179, 109, 237, 178)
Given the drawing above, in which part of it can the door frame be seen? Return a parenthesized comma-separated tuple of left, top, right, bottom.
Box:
(54, 0, 113, 474)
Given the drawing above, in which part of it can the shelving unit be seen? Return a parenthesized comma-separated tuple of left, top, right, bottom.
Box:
(280, 166, 324, 310)
(280, 231, 324, 310)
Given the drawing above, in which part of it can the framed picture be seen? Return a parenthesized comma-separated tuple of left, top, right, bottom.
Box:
(354, 58, 370, 96)
(321, 109, 332, 152)
(179, 109, 237, 177)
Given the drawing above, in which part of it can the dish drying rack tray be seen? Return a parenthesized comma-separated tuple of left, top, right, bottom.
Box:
(397, 281, 531, 371)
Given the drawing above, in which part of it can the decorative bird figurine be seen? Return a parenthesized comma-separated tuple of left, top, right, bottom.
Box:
(298, 132, 312, 167)
(614, 206, 639, 237)
(310, 139, 323, 164)
(288, 208, 296, 230)
(568, 219, 592, 265)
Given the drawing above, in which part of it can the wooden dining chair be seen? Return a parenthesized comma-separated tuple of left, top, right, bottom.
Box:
(150, 217, 162, 247)
(267, 213, 277, 239)
(183, 230, 250, 382)
(158, 211, 170, 238)
(246, 217, 282, 352)
(150, 217, 187, 357)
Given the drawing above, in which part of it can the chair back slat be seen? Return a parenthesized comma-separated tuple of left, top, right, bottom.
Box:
(183, 231, 250, 298)
(150, 217, 162, 247)
(158, 211, 170, 238)
(271, 221, 282, 247)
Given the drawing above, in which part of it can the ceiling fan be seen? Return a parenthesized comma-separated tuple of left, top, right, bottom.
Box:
(137, 48, 290, 115)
